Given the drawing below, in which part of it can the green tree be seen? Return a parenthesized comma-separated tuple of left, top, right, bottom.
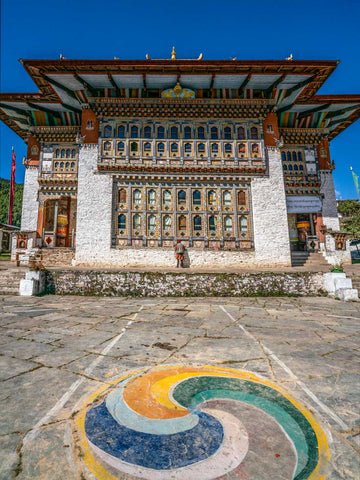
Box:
(338, 199, 360, 237)
(337, 199, 360, 217)
(0, 178, 23, 227)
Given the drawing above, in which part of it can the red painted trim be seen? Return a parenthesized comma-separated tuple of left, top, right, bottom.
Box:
(310, 94, 360, 102)
(21, 59, 340, 67)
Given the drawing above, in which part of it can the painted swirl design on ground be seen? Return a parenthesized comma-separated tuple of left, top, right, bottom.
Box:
(76, 366, 329, 480)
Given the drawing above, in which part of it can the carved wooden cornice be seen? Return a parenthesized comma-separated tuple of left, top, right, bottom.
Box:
(93, 98, 273, 119)
(31, 126, 81, 143)
(280, 128, 328, 145)
(97, 164, 266, 176)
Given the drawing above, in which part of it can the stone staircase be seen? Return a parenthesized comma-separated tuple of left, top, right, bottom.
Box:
(0, 263, 27, 295)
(291, 251, 330, 270)
(39, 248, 75, 267)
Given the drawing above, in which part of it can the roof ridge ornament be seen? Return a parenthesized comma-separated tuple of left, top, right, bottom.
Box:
(171, 47, 176, 60)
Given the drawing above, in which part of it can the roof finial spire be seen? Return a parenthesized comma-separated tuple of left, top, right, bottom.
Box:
(171, 46, 176, 60)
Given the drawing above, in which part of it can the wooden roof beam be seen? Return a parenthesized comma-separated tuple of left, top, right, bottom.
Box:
(26, 101, 62, 118)
(325, 104, 360, 119)
(328, 114, 359, 128)
(62, 102, 81, 113)
(298, 102, 332, 119)
(73, 74, 98, 96)
(264, 75, 285, 98)
(0, 102, 32, 118)
(8, 115, 32, 125)
(43, 74, 79, 101)
(284, 75, 316, 98)
(277, 103, 295, 114)
(108, 74, 120, 95)
(239, 74, 251, 98)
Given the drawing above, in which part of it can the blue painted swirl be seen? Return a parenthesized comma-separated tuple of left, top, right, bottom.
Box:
(85, 401, 224, 470)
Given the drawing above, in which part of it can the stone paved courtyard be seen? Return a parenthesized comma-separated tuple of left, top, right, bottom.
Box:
(0, 295, 359, 480)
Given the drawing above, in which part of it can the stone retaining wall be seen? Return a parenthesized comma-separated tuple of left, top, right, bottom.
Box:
(45, 270, 324, 297)
(41, 248, 75, 267)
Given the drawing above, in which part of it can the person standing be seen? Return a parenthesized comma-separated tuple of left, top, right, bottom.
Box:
(174, 240, 185, 268)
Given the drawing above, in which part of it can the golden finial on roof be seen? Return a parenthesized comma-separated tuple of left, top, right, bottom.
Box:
(171, 47, 176, 60)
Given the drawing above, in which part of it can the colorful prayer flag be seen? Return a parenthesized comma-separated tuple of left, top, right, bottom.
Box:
(351, 167, 359, 200)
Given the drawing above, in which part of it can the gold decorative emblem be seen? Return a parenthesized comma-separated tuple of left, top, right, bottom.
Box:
(161, 83, 196, 99)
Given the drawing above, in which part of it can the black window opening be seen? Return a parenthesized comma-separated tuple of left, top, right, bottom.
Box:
(193, 190, 201, 205)
(118, 214, 126, 230)
(178, 190, 186, 205)
(194, 215, 202, 231)
(157, 126, 165, 139)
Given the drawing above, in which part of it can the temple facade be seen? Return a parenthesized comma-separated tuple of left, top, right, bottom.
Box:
(2, 52, 359, 267)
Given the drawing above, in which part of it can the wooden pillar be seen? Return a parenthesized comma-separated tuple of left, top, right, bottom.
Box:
(66, 197, 71, 247)
(36, 199, 45, 240)
(313, 213, 326, 242)
(53, 199, 59, 247)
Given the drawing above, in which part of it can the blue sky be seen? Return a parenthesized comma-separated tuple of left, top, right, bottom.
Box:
(1, 0, 359, 198)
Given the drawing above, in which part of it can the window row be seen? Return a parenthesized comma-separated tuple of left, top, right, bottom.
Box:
(54, 161, 77, 171)
(54, 149, 77, 159)
(104, 124, 260, 140)
(283, 164, 304, 172)
(118, 189, 247, 207)
(117, 214, 249, 234)
(104, 141, 261, 157)
(281, 151, 303, 162)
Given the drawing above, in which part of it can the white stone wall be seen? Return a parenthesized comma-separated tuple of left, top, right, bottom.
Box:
(21, 167, 39, 231)
(251, 148, 291, 266)
(75, 244, 257, 268)
(74, 145, 292, 268)
(320, 171, 340, 231)
(75, 145, 113, 264)
(321, 234, 351, 265)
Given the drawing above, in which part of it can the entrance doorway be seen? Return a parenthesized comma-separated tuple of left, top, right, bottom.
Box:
(288, 213, 316, 251)
(43, 197, 76, 247)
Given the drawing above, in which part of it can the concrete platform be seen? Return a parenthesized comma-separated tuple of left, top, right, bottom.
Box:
(0, 295, 359, 479)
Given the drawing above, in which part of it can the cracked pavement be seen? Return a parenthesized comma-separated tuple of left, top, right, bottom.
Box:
(0, 295, 359, 479)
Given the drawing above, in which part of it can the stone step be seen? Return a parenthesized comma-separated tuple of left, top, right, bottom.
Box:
(0, 275, 27, 283)
(291, 252, 329, 267)
(0, 267, 27, 295)
(0, 286, 20, 295)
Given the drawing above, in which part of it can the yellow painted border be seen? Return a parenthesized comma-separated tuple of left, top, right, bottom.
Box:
(75, 365, 330, 480)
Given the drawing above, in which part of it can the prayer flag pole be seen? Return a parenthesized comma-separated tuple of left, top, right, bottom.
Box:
(8, 147, 16, 225)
